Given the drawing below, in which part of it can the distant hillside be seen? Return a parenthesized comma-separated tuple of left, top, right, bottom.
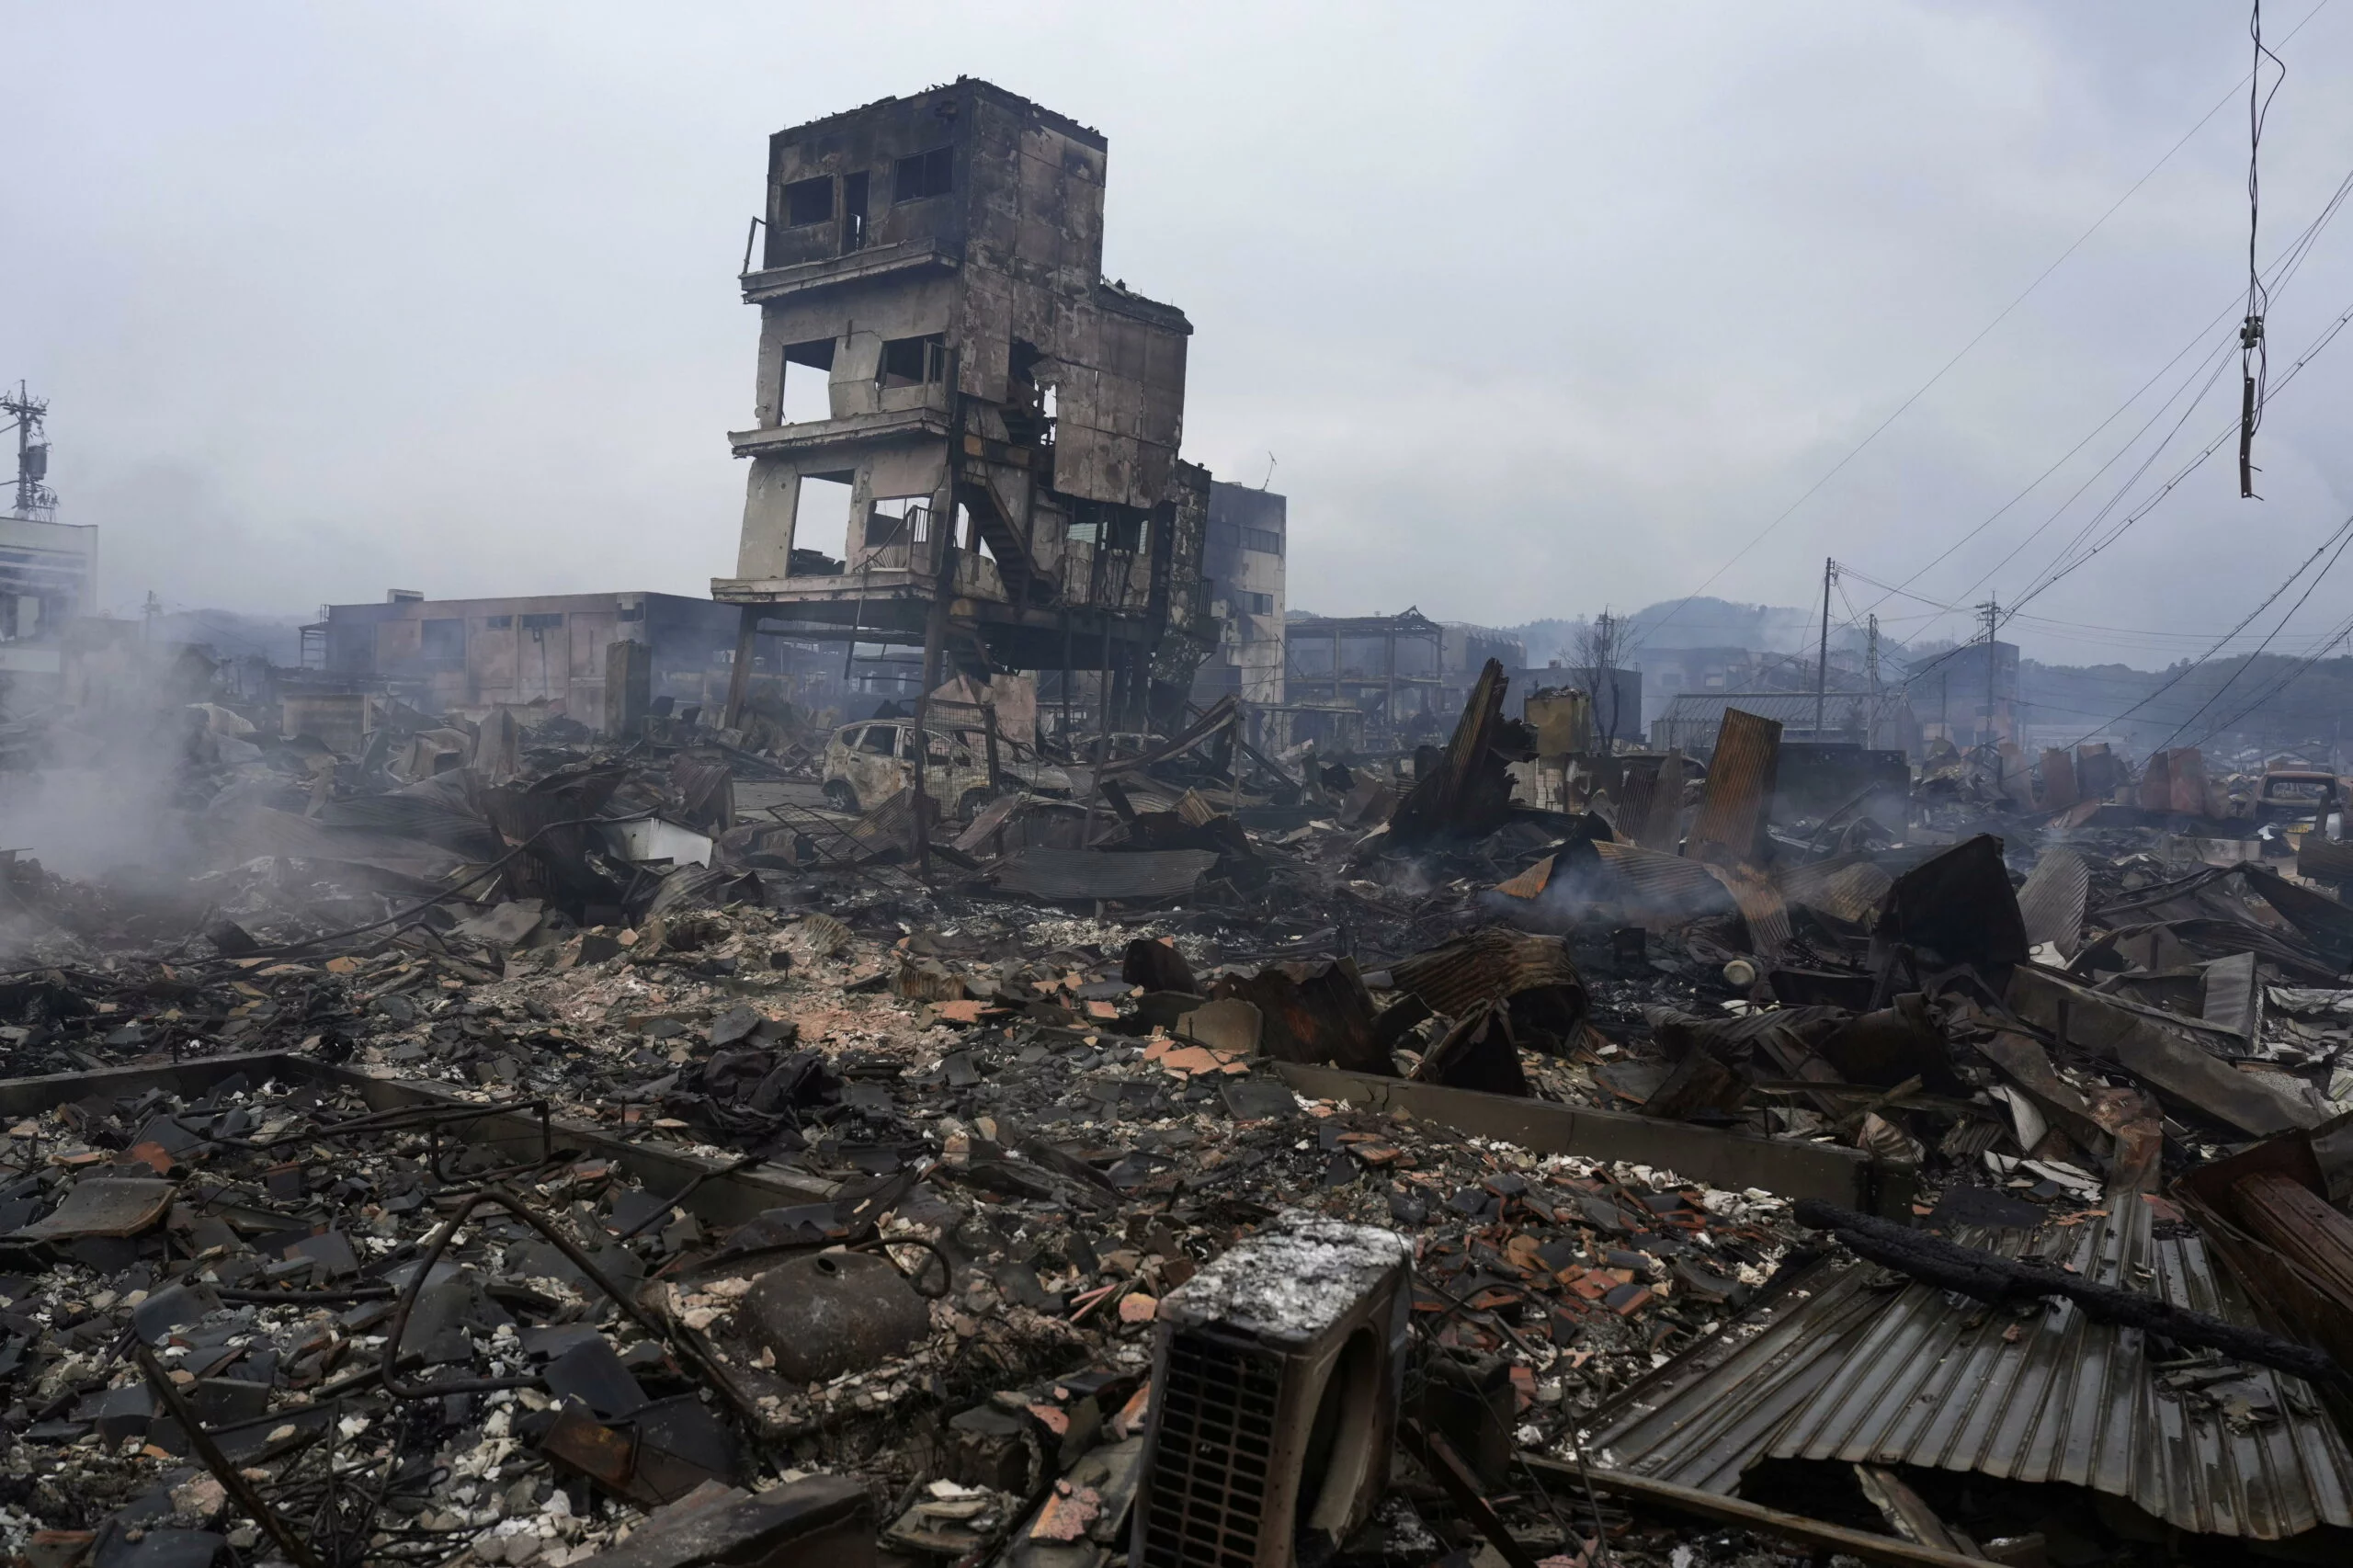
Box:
(1508, 597, 1824, 665)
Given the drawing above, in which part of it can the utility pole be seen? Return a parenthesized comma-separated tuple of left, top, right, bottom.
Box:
(2, 381, 55, 520)
(1813, 557, 1836, 742)
(1975, 595, 2001, 748)
(1864, 613, 1880, 749)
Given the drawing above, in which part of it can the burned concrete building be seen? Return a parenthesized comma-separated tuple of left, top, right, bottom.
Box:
(312, 590, 757, 727)
(710, 79, 1213, 735)
(1189, 479, 1287, 719)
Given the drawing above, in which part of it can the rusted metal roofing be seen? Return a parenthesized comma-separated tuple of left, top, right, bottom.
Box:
(1707, 860, 1790, 957)
(1587, 1200, 2353, 1540)
(1593, 841, 1734, 915)
(1777, 856, 1893, 926)
(1684, 708, 1780, 865)
(1389, 926, 1585, 1018)
(2015, 844, 2090, 955)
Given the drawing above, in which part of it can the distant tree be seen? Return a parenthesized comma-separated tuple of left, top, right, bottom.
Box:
(1575, 609, 1628, 752)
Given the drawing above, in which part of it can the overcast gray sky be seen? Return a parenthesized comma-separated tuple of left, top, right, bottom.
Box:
(11, 1, 2353, 673)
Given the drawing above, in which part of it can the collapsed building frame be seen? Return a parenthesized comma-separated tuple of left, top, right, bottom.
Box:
(710, 79, 1215, 742)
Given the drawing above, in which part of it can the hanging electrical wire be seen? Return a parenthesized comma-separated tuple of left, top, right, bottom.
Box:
(2241, 0, 2286, 495)
(1619, 1, 2335, 658)
(1878, 153, 2353, 641)
(2006, 281, 2353, 617)
(1854, 84, 2353, 641)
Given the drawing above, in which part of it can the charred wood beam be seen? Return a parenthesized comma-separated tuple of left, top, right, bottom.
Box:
(1522, 1459, 1995, 1568)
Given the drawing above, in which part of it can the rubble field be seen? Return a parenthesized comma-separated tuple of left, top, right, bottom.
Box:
(0, 670, 2344, 1568)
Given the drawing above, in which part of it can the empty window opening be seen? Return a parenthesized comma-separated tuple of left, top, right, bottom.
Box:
(779, 338, 835, 424)
(1040, 382, 1058, 422)
(484, 614, 513, 630)
(782, 176, 834, 227)
(518, 612, 565, 631)
(421, 619, 465, 661)
(842, 171, 870, 252)
(877, 335, 946, 390)
(1244, 527, 1283, 556)
(892, 145, 953, 203)
(1235, 590, 1275, 616)
(793, 471, 856, 547)
(955, 501, 975, 549)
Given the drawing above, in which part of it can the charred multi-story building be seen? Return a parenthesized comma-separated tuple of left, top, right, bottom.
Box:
(710, 79, 1213, 733)
(1190, 481, 1287, 715)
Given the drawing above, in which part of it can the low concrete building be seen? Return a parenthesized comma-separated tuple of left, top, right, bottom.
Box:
(0, 514, 98, 701)
(1651, 689, 1922, 758)
(317, 591, 754, 727)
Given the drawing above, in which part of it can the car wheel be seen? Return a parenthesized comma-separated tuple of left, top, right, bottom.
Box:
(824, 781, 860, 813)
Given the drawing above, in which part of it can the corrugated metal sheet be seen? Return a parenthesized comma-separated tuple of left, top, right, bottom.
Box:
(1593, 841, 1737, 920)
(1685, 709, 1779, 865)
(2015, 845, 2089, 954)
(992, 847, 1218, 903)
(1587, 1201, 2353, 1540)
(1779, 857, 1893, 926)
(1389, 927, 1584, 1017)
(1707, 860, 1790, 957)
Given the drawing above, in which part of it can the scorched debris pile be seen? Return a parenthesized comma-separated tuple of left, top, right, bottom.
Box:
(0, 677, 2345, 1567)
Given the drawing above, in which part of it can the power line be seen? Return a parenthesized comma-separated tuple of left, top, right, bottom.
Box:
(2007, 280, 2353, 617)
(1631, 0, 2336, 654)
(2185, 620, 2353, 746)
(2150, 519, 2353, 748)
(2239, 0, 2286, 495)
(2059, 509, 2353, 745)
(1857, 121, 2353, 637)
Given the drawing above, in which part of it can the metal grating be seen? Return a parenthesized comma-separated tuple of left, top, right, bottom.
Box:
(1142, 1331, 1283, 1568)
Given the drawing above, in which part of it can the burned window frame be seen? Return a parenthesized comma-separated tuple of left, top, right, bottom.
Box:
(875, 335, 947, 391)
(781, 175, 834, 227)
(1243, 527, 1283, 557)
(892, 145, 953, 204)
(419, 618, 465, 662)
